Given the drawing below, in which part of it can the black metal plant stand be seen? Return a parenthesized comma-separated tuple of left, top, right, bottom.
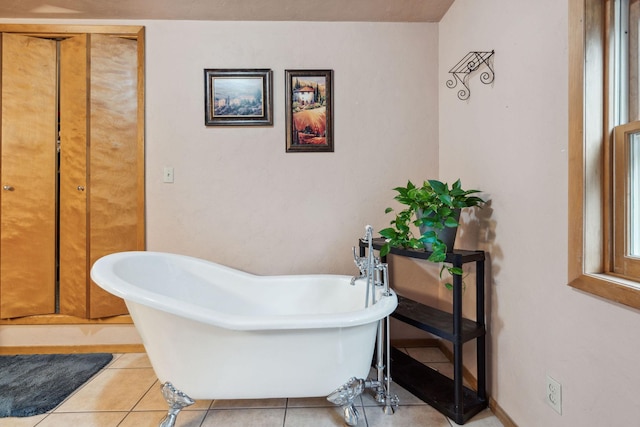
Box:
(359, 238, 487, 425)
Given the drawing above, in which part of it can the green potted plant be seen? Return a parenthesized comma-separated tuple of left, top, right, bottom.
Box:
(379, 179, 484, 289)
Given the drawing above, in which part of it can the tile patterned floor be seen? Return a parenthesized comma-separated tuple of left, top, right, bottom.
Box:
(0, 348, 504, 427)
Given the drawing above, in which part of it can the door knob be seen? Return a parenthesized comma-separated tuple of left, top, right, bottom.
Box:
(77, 186, 85, 191)
(3, 185, 14, 191)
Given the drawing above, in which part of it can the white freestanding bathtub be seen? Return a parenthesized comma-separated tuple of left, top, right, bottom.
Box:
(91, 251, 397, 424)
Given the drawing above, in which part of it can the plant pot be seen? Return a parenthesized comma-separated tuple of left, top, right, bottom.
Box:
(417, 208, 461, 252)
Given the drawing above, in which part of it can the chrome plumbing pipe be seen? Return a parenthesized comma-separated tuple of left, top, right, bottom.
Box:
(376, 320, 385, 389)
(383, 263, 393, 408)
(378, 263, 397, 414)
(375, 263, 387, 393)
(364, 225, 375, 308)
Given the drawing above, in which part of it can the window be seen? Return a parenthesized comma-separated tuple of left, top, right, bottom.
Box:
(632, 136, 640, 255)
(612, 0, 640, 278)
(611, 0, 640, 279)
(569, 0, 640, 308)
(613, 122, 640, 277)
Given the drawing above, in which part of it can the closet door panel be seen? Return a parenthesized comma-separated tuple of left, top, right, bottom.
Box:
(88, 34, 140, 318)
(58, 35, 89, 317)
(0, 34, 57, 318)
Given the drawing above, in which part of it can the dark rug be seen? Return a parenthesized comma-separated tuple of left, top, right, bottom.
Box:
(0, 353, 113, 417)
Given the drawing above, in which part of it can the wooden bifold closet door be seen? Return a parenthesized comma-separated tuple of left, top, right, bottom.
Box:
(0, 34, 58, 318)
(0, 27, 145, 320)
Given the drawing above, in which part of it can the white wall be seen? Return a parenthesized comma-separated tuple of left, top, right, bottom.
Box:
(439, 1, 640, 426)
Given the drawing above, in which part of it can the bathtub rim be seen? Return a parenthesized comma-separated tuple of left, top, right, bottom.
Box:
(90, 251, 397, 331)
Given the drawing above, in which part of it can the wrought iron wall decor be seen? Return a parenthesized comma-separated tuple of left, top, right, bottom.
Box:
(446, 50, 495, 100)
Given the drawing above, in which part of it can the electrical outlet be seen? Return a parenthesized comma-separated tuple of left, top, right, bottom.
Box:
(546, 375, 562, 414)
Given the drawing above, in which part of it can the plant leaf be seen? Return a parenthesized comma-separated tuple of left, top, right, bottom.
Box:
(379, 228, 397, 239)
(427, 179, 446, 194)
(444, 216, 459, 228)
(428, 252, 446, 263)
(438, 206, 452, 217)
(380, 244, 390, 257)
(439, 264, 448, 278)
(449, 266, 464, 276)
(419, 234, 437, 244)
(438, 193, 452, 206)
(397, 222, 410, 233)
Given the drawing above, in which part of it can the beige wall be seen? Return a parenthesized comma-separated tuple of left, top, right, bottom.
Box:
(143, 20, 439, 275)
(440, 0, 640, 425)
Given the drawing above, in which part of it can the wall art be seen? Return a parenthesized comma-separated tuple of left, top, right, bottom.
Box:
(285, 69, 333, 152)
(204, 69, 273, 126)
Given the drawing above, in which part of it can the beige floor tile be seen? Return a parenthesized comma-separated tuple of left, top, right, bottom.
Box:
(451, 408, 505, 426)
(421, 361, 473, 388)
(405, 347, 449, 363)
(55, 368, 157, 412)
(108, 352, 152, 369)
(424, 361, 454, 379)
(202, 408, 285, 426)
(107, 353, 124, 366)
(0, 348, 504, 427)
(134, 381, 212, 411)
(364, 404, 451, 427)
(120, 410, 207, 427)
(0, 414, 46, 427)
(284, 407, 352, 427)
(210, 398, 286, 409)
(34, 412, 128, 427)
(287, 396, 335, 408)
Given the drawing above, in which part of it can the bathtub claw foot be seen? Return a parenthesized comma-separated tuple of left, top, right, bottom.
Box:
(159, 382, 195, 427)
(327, 377, 365, 426)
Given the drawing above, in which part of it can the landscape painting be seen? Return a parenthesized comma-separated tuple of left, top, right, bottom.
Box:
(285, 69, 333, 152)
(204, 69, 273, 126)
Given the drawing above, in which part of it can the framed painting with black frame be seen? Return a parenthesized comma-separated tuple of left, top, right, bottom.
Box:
(204, 68, 273, 126)
(285, 69, 333, 152)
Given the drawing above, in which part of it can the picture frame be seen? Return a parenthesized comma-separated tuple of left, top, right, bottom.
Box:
(285, 69, 333, 152)
(204, 69, 273, 126)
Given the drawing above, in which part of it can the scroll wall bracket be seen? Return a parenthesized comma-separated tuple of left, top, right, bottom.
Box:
(446, 50, 495, 100)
